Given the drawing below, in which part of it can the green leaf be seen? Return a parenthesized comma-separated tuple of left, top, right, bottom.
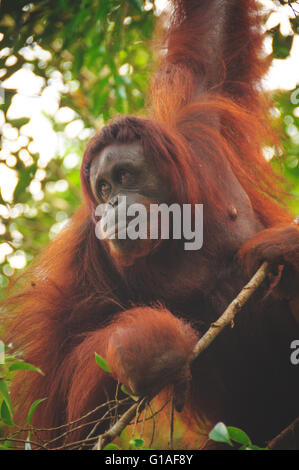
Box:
(271, 25, 294, 59)
(128, 0, 143, 13)
(245, 444, 268, 451)
(95, 353, 111, 373)
(0, 379, 13, 416)
(103, 443, 120, 450)
(9, 361, 44, 375)
(1, 400, 14, 426)
(227, 426, 252, 446)
(7, 117, 30, 128)
(129, 438, 144, 448)
(0, 442, 12, 450)
(120, 384, 139, 401)
(290, 16, 299, 35)
(13, 162, 38, 202)
(27, 398, 47, 425)
(209, 422, 233, 446)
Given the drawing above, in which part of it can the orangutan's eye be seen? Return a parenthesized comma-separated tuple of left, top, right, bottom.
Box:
(97, 180, 111, 199)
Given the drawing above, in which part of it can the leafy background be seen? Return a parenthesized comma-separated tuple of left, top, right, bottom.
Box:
(0, 0, 298, 292)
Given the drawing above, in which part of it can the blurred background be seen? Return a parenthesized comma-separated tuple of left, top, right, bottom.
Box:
(0, 0, 298, 292)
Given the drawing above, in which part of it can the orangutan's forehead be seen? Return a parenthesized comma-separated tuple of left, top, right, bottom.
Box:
(91, 143, 144, 172)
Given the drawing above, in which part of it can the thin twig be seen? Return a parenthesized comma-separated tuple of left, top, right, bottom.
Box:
(169, 394, 175, 450)
(140, 402, 147, 439)
(92, 397, 148, 450)
(148, 403, 157, 449)
(0, 437, 48, 450)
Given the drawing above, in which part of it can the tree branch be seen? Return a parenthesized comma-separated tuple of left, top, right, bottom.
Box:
(268, 417, 299, 450)
(92, 397, 148, 450)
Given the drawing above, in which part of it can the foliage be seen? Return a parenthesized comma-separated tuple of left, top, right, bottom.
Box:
(272, 87, 299, 215)
(95, 352, 111, 373)
(0, 351, 287, 450)
(0, 343, 45, 449)
(209, 422, 268, 450)
(0, 349, 147, 450)
(0, 0, 155, 291)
